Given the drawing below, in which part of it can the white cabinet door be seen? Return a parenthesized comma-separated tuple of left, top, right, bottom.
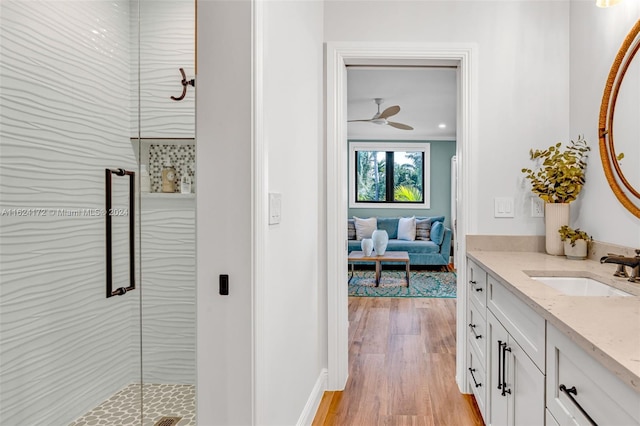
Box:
(488, 311, 545, 426)
(488, 311, 510, 426)
(508, 334, 545, 426)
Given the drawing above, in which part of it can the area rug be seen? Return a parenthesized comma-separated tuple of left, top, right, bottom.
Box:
(348, 270, 457, 298)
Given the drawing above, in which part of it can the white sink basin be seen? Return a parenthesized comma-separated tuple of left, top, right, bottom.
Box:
(530, 276, 632, 297)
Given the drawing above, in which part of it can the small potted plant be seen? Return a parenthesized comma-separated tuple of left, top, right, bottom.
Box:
(558, 225, 592, 260)
(521, 135, 590, 255)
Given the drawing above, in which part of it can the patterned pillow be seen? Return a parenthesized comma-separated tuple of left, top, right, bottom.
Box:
(348, 219, 356, 240)
(416, 218, 432, 240)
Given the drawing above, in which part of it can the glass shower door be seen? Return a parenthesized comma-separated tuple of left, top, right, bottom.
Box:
(0, 1, 144, 424)
(0, 0, 196, 422)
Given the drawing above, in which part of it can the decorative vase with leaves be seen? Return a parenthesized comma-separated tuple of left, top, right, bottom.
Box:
(521, 135, 590, 255)
(558, 225, 592, 260)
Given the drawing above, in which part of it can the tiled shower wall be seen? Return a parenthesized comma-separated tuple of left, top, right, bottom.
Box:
(139, 0, 195, 138)
(0, 2, 138, 425)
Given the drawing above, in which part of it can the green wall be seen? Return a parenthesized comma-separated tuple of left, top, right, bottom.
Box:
(348, 140, 456, 228)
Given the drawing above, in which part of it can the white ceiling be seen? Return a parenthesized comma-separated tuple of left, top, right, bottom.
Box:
(347, 67, 457, 140)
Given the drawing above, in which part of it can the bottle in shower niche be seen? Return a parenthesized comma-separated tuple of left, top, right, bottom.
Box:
(161, 157, 177, 193)
(140, 164, 151, 193)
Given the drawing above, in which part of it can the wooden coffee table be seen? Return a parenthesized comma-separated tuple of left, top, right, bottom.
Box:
(348, 251, 410, 287)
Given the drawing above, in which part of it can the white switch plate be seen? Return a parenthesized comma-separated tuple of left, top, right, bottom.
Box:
(531, 198, 544, 217)
(494, 197, 515, 218)
(269, 193, 281, 224)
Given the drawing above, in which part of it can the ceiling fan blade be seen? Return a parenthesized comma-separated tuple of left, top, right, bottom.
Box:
(347, 119, 373, 122)
(388, 121, 414, 130)
(378, 105, 400, 119)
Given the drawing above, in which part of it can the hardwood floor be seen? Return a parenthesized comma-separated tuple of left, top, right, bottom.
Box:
(313, 297, 484, 426)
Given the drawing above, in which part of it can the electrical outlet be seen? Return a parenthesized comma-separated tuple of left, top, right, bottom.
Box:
(531, 198, 544, 217)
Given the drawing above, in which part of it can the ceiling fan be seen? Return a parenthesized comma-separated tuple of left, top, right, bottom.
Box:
(348, 98, 414, 130)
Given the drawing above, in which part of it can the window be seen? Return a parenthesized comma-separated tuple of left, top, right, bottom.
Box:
(349, 142, 430, 209)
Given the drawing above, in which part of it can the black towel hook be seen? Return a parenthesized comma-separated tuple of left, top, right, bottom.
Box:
(170, 67, 195, 101)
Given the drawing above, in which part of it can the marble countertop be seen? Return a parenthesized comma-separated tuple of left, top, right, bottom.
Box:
(467, 250, 640, 393)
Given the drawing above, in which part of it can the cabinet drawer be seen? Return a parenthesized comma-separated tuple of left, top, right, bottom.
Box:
(467, 344, 487, 421)
(547, 324, 640, 426)
(467, 301, 486, 365)
(487, 274, 545, 371)
(467, 259, 487, 311)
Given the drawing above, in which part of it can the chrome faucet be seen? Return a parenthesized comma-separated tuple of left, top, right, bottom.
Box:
(600, 250, 640, 283)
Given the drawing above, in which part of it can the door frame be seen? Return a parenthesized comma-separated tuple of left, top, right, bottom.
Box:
(325, 41, 478, 391)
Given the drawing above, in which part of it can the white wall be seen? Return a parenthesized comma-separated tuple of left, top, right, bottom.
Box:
(260, 1, 325, 424)
(569, 3, 640, 248)
(197, 0, 326, 424)
(196, 1, 253, 425)
(0, 2, 138, 424)
(324, 0, 571, 236)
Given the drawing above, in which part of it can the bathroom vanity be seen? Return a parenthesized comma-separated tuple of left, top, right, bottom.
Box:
(465, 251, 640, 426)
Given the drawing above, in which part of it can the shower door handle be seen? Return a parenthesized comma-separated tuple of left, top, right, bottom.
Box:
(105, 168, 135, 298)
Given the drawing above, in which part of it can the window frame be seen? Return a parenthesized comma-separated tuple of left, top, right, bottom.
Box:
(349, 141, 431, 209)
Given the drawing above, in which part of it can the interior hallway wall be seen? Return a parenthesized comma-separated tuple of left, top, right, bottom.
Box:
(196, 0, 326, 424)
(260, 0, 325, 424)
(325, 0, 571, 237)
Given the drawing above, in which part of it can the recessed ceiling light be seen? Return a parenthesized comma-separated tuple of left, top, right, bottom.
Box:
(438, 123, 446, 129)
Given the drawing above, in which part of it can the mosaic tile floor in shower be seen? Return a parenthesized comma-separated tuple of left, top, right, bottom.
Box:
(68, 383, 195, 426)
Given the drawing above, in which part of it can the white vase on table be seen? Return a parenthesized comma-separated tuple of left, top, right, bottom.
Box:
(371, 230, 389, 255)
(361, 238, 373, 256)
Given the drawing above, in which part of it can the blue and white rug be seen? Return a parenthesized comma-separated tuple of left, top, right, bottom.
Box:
(348, 270, 457, 298)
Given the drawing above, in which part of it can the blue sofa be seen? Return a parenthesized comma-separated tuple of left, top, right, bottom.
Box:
(348, 216, 452, 267)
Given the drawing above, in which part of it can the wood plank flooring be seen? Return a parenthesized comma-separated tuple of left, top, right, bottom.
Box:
(313, 297, 484, 426)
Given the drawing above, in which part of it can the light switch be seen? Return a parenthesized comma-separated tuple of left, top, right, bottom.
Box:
(269, 193, 281, 224)
(494, 197, 515, 218)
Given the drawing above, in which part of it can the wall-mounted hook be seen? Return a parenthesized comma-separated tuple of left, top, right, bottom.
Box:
(170, 67, 195, 101)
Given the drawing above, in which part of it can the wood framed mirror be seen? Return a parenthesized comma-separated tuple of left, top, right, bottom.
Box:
(599, 19, 640, 218)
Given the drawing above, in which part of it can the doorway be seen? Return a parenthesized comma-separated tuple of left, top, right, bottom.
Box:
(325, 42, 477, 392)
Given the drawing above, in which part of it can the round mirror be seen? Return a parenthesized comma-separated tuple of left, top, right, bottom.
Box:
(599, 20, 640, 218)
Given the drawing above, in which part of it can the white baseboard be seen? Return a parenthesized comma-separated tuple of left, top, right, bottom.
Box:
(296, 368, 328, 426)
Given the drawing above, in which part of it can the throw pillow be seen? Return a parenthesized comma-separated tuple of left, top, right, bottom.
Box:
(347, 219, 356, 240)
(377, 217, 399, 239)
(416, 218, 432, 240)
(430, 221, 445, 245)
(397, 216, 416, 241)
(353, 216, 377, 241)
